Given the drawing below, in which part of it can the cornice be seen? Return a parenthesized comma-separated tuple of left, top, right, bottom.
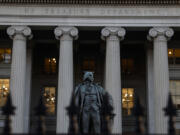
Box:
(0, 0, 180, 5)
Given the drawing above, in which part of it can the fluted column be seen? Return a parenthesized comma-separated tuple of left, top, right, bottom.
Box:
(24, 48, 32, 133)
(146, 43, 155, 133)
(148, 27, 174, 134)
(101, 27, 126, 133)
(7, 26, 32, 133)
(54, 26, 78, 133)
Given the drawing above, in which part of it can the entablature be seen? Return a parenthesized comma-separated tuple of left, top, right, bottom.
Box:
(0, 4, 180, 26)
(0, 0, 180, 5)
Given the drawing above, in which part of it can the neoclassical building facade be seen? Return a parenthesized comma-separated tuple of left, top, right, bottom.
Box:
(0, 0, 180, 134)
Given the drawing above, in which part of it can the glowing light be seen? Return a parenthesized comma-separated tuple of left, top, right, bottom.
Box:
(169, 51, 172, 55)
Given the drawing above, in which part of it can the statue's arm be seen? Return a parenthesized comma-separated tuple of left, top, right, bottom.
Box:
(106, 92, 113, 108)
(74, 85, 79, 96)
(74, 84, 81, 106)
(99, 85, 114, 108)
(96, 84, 114, 108)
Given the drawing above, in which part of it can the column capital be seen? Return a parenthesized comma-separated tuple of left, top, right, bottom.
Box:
(54, 26, 78, 40)
(148, 27, 174, 41)
(7, 26, 33, 40)
(101, 27, 126, 41)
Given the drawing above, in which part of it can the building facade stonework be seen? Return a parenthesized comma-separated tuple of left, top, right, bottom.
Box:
(0, 0, 180, 134)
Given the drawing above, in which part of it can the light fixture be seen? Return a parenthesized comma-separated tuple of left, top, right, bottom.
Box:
(52, 58, 56, 63)
(0, 84, 9, 98)
(168, 51, 172, 55)
(48, 58, 57, 64)
(43, 90, 56, 105)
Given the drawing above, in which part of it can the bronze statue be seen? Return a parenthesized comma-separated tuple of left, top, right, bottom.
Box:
(74, 71, 113, 133)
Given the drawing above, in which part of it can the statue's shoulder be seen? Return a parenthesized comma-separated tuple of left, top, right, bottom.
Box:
(74, 83, 83, 94)
(94, 82, 100, 86)
(94, 83, 104, 90)
(75, 83, 83, 88)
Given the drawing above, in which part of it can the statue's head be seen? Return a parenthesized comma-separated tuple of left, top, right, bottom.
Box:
(83, 71, 94, 82)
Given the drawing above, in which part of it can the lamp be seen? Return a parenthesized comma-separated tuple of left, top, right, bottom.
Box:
(43, 90, 55, 105)
(0, 84, 9, 98)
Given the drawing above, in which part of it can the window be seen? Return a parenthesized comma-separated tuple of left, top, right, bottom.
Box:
(82, 59, 95, 71)
(0, 79, 10, 107)
(122, 88, 134, 116)
(44, 57, 57, 74)
(43, 86, 56, 115)
(170, 80, 180, 109)
(121, 59, 134, 74)
(0, 48, 11, 64)
(168, 49, 180, 65)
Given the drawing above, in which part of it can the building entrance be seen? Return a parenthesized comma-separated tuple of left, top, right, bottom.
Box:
(29, 27, 147, 133)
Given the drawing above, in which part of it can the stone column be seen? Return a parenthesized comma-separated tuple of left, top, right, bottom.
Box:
(24, 47, 32, 133)
(148, 27, 174, 134)
(54, 26, 78, 133)
(146, 43, 155, 133)
(7, 26, 32, 133)
(101, 27, 126, 134)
